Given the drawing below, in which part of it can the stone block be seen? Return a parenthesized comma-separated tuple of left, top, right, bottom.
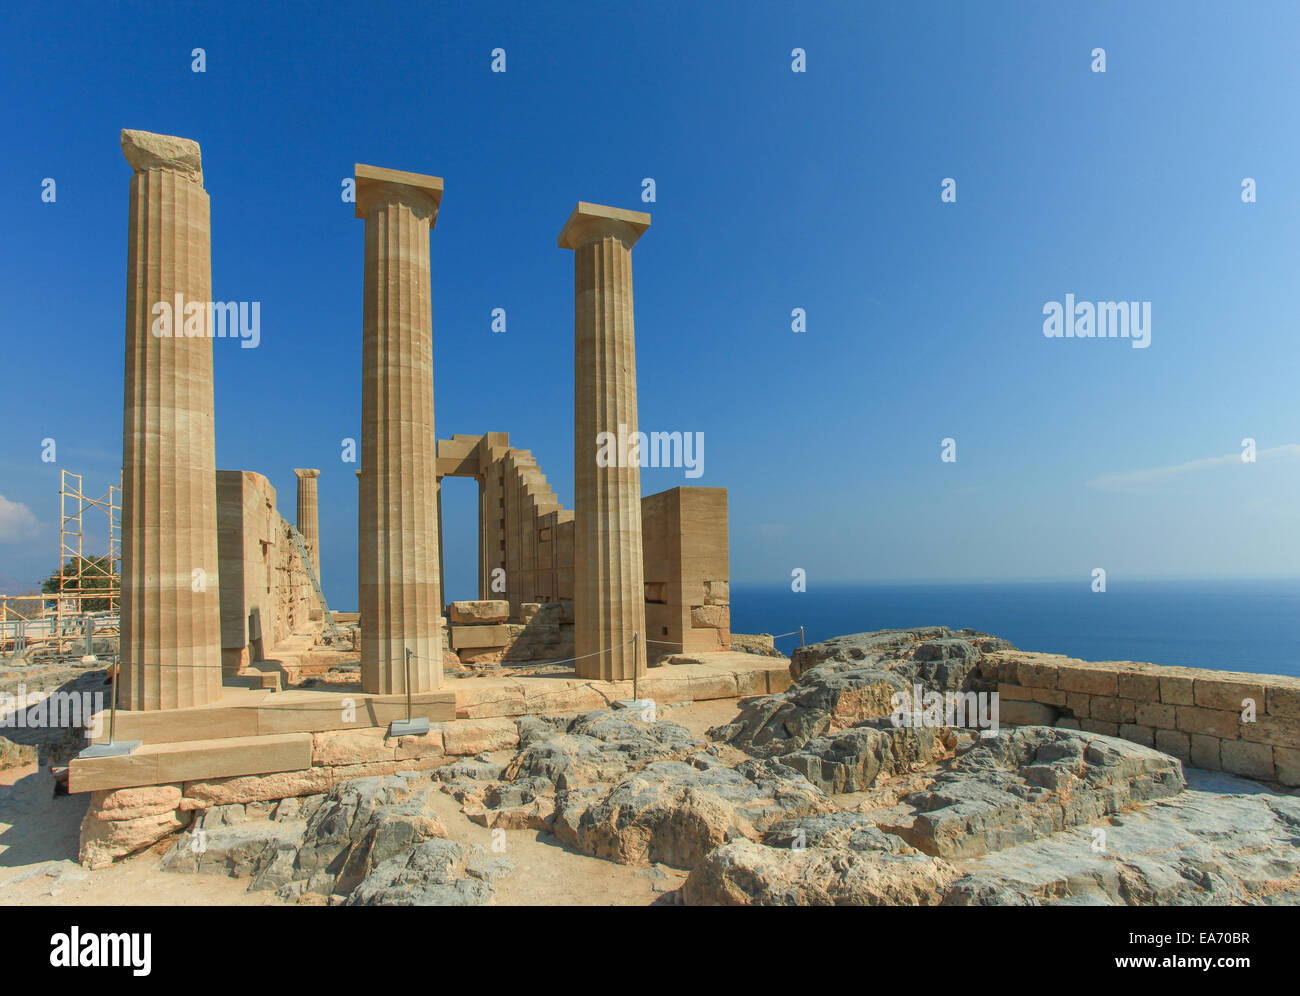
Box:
(1194, 677, 1265, 714)
(1134, 702, 1177, 729)
(449, 600, 510, 625)
(179, 768, 332, 810)
(1000, 701, 1058, 726)
(1117, 672, 1161, 701)
(91, 784, 184, 821)
(998, 683, 1035, 702)
(1155, 729, 1190, 761)
(450, 624, 521, 650)
(1057, 666, 1119, 697)
(1159, 675, 1196, 706)
(312, 728, 394, 766)
(703, 580, 729, 605)
(1220, 740, 1274, 780)
(1030, 687, 1068, 707)
(1119, 724, 1155, 748)
(1080, 719, 1120, 737)
(1090, 696, 1136, 724)
(1274, 746, 1300, 786)
(690, 605, 729, 629)
(1190, 734, 1221, 770)
(1238, 715, 1300, 749)
(1017, 661, 1059, 689)
(438, 718, 520, 756)
(1175, 706, 1239, 740)
(1066, 692, 1091, 718)
(1266, 684, 1300, 720)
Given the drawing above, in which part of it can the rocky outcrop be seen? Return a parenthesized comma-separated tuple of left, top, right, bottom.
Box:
(712, 628, 1006, 758)
(943, 771, 1300, 905)
(556, 757, 835, 868)
(876, 727, 1186, 858)
(159, 771, 494, 904)
(683, 836, 958, 906)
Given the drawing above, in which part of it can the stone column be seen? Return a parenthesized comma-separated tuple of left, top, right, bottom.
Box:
(119, 129, 223, 710)
(356, 164, 444, 693)
(293, 469, 321, 584)
(558, 203, 651, 681)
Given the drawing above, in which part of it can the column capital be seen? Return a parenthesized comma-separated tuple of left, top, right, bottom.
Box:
(354, 163, 443, 225)
(293, 468, 321, 480)
(558, 202, 650, 251)
(121, 129, 203, 183)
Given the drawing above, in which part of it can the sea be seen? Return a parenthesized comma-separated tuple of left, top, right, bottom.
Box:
(729, 579, 1300, 679)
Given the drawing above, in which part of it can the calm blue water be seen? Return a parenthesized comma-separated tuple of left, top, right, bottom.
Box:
(730, 580, 1300, 678)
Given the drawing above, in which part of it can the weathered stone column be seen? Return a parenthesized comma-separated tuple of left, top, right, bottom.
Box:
(119, 129, 223, 710)
(356, 164, 444, 693)
(294, 468, 321, 584)
(558, 203, 651, 681)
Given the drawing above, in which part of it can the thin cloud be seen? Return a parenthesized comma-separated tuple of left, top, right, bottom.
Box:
(1087, 444, 1300, 494)
(0, 495, 39, 542)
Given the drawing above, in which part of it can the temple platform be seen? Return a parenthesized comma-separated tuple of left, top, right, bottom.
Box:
(68, 652, 791, 795)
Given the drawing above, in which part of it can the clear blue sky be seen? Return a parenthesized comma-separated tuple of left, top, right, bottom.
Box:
(2, 1, 1298, 610)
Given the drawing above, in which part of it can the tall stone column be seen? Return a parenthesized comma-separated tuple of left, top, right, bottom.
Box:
(558, 203, 651, 681)
(119, 129, 223, 710)
(294, 468, 321, 584)
(356, 164, 444, 693)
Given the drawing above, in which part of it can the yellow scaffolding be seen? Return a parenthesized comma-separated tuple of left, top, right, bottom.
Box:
(53, 469, 121, 653)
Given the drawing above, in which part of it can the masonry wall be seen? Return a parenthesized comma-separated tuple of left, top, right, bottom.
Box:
(990, 652, 1300, 786)
(217, 470, 317, 674)
(642, 486, 730, 659)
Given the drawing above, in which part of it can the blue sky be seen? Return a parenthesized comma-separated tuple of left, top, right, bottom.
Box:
(1, 0, 1298, 610)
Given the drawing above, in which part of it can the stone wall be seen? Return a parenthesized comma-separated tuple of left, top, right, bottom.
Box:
(78, 717, 520, 868)
(989, 650, 1300, 785)
(446, 599, 575, 665)
(217, 470, 318, 674)
(436, 435, 730, 655)
(642, 487, 730, 659)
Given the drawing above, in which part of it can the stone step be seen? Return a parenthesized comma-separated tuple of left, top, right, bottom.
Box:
(70, 731, 313, 793)
(86, 688, 457, 747)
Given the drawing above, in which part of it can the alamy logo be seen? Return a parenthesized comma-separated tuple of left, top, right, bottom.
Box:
(1042, 294, 1150, 349)
(595, 424, 704, 478)
(151, 294, 261, 348)
(890, 684, 1000, 737)
(1, 687, 105, 737)
(49, 928, 151, 976)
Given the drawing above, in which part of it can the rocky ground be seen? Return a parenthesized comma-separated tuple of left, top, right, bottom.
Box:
(2, 627, 1298, 906)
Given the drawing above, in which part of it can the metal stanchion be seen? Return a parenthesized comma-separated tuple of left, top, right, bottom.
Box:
(77, 658, 140, 758)
(388, 647, 430, 737)
(615, 632, 654, 719)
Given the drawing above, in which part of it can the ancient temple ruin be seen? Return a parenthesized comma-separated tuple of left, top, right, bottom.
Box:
(69, 130, 769, 865)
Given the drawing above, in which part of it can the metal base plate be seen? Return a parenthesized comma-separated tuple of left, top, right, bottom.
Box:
(614, 698, 656, 715)
(388, 718, 430, 738)
(78, 740, 142, 759)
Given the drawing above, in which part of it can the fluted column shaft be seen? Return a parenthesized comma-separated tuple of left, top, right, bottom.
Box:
(294, 468, 321, 584)
(560, 203, 651, 681)
(119, 129, 222, 710)
(356, 165, 444, 694)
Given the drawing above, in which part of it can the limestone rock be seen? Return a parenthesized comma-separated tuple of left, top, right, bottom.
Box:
(79, 806, 192, 870)
(713, 627, 1010, 757)
(345, 839, 494, 906)
(943, 770, 1300, 905)
(0, 736, 39, 770)
(558, 757, 835, 868)
(682, 838, 957, 906)
(883, 727, 1185, 859)
(779, 722, 947, 794)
